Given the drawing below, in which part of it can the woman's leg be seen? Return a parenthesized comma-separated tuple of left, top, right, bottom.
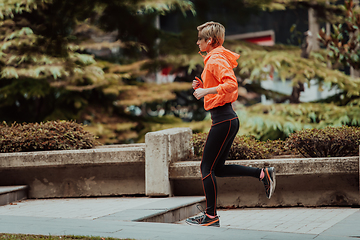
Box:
(201, 118, 262, 216)
(211, 118, 275, 199)
(201, 118, 240, 216)
(213, 118, 261, 178)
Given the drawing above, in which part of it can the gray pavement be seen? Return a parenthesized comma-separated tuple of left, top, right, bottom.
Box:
(0, 197, 359, 240)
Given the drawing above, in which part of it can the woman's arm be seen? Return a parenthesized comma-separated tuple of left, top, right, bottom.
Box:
(210, 60, 238, 95)
(193, 87, 218, 100)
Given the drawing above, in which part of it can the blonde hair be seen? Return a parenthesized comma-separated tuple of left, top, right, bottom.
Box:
(197, 21, 225, 47)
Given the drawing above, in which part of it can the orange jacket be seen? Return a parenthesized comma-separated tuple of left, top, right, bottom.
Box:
(200, 46, 240, 111)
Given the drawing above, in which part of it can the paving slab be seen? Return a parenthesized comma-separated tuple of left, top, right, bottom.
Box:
(216, 207, 359, 235)
(0, 197, 164, 220)
(318, 210, 360, 239)
(0, 197, 359, 240)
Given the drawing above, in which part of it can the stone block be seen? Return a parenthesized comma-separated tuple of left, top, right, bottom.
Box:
(145, 128, 192, 197)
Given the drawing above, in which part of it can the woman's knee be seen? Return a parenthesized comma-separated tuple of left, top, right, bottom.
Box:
(200, 164, 212, 178)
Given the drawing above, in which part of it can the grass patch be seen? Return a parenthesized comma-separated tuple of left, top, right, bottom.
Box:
(0, 234, 134, 240)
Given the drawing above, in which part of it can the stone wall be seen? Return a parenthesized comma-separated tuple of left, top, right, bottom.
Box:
(0, 128, 359, 207)
(0, 146, 146, 198)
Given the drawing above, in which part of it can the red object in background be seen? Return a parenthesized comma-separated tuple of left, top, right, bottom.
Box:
(161, 67, 172, 75)
(226, 30, 275, 46)
(244, 36, 274, 46)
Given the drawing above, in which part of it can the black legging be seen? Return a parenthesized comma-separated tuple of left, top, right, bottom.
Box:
(201, 103, 262, 216)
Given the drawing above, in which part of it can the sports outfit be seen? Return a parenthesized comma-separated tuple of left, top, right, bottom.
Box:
(186, 46, 276, 227)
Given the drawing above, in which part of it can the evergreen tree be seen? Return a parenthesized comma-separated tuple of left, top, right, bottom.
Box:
(0, 0, 196, 143)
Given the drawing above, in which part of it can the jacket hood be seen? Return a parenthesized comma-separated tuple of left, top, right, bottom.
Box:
(203, 46, 240, 68)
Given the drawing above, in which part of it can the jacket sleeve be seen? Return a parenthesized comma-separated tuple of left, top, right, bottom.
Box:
(209, 59, 238, 95)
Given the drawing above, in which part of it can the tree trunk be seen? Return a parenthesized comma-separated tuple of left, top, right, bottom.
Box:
(326, 1, 332, 69)
(350, 0, 360, 77)
(308, 7, 320, 53)
(350, 67, 360, 77)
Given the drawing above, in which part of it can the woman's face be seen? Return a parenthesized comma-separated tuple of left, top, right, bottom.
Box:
(197, 33, 210, 52)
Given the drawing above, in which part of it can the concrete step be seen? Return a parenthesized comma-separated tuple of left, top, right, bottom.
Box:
(0, 185, 28, 206)
(135, 196, 206, 223)
(98, 196, 206, 224)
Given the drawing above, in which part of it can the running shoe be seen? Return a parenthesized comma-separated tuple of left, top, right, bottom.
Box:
(261, 167, 276, 199)
(186, 213, 220, 227)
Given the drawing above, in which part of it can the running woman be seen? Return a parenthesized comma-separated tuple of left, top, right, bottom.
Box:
(186, 21, 276, 227)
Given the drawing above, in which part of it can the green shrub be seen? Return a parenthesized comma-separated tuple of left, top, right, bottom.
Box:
(191, 132, 208, 158)
(0, 121, 102, 153)
(192, 133, 295, 160)
(286, 126, 360, 157)
(263, 139, 300, 157)
(193, 126, 359, 160)
(229, 135, 270, 160)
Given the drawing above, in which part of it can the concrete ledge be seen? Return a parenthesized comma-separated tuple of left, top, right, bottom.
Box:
(0, 186, 28, 206)
(170, 156, 360, 207)
(96, 143, 145, 149)
(0, 147, 145, 169)
(0, 146, 146, 198)
(169, 156, 359, 179)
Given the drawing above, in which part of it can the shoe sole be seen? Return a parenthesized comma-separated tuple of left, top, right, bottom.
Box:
(268, 167, 276, 199)
(185, 218, 220, 227)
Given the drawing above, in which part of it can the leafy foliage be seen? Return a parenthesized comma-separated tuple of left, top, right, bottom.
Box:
(286, 126, 360, 157)
(0, 120, 101, 153)
(0, 0, 198, 143)
(191, 133, 298, 160)
(161, 39, 360, 106)
(236, 103, 360, 140)
(230, 41, 360, 98)
(0, 0, 51, 19)
(319, 0, 360, 71)
(256, 0, 343, 17)
(114, 82, 191, 106)
(191, 132, 207, 158)
(229, 135, 273, 160)
(192, 126, 359, 160)
(133, 0, 195, 15)
(2, 0, 360, 146)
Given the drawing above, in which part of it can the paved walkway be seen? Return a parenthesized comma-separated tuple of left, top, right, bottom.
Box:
(0, 197, 359, 240)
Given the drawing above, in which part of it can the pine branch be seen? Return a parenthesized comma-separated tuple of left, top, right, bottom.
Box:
(132, 0, 195, 15)
(232, 42, 360, 98)
(0, 0, 51, 19)
(114, 82, 191, 106)
(237, 103, 360, 140)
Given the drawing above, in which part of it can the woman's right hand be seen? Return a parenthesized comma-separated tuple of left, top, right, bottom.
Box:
(192, 77, 203, 90)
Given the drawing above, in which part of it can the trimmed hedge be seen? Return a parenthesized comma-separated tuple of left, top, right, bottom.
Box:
(286, 126, 360, 157)
(192, 133, 298, 160)
(192, 126, 360, 160)
(229, 135, 270, 160)
(0, 121, 101, 153)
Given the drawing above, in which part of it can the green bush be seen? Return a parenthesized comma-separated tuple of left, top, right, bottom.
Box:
(192, 126, 360, 160)
(263, 139, 300, 157)
(191, 132, 208, 158)
(286, 126, 360, 157)
(0, 121, 102, 153)
(229, 135, 270, 160)
(192, 133, 297, 160)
